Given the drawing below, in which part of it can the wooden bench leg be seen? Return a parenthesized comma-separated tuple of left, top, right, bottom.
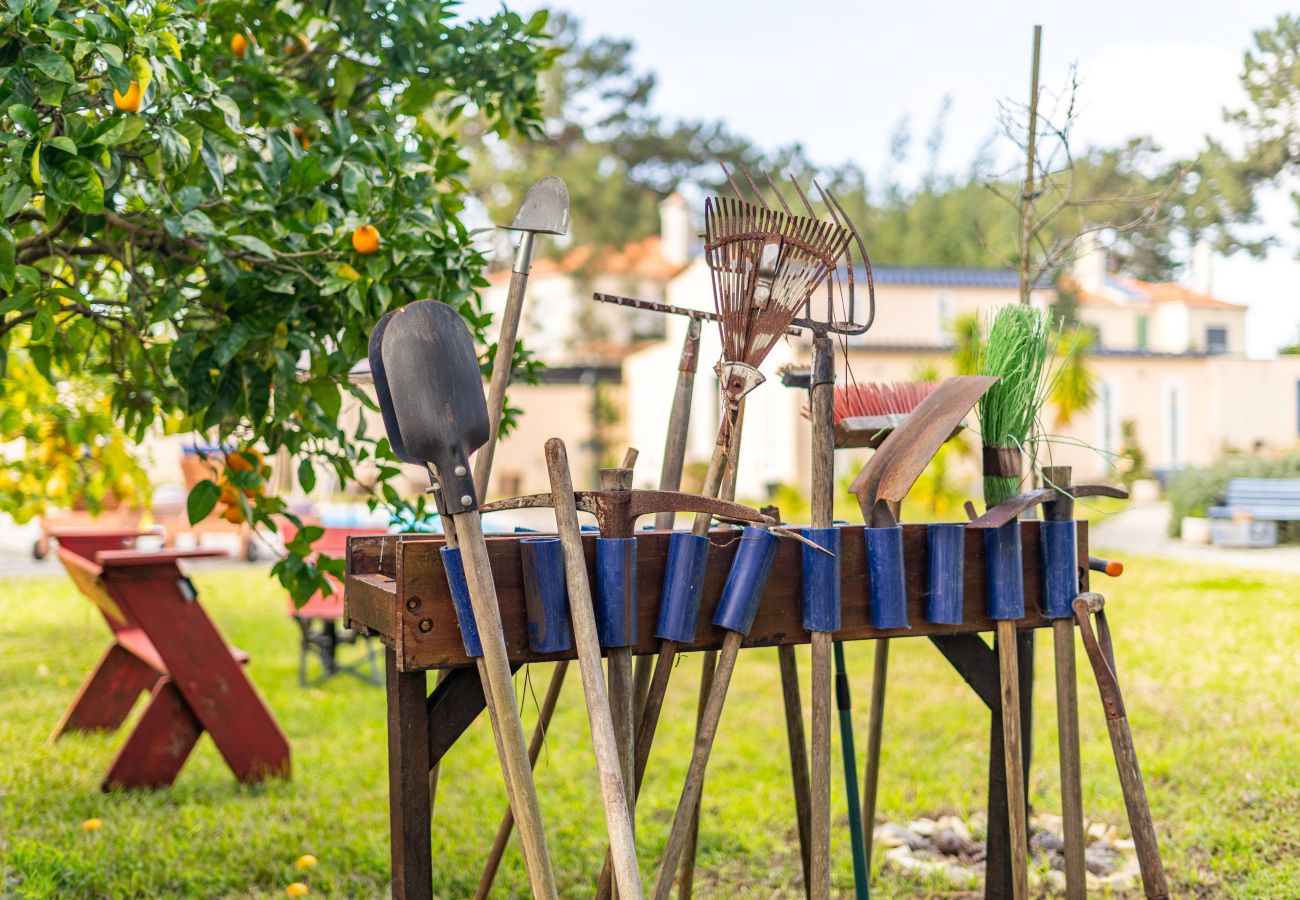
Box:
(103, 679, 202, 790)
(387, 648, 433, 900)
(53, 644, 159, 739)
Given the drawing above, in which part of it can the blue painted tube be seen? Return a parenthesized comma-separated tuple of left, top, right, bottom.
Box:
(801, 527, 841, 632)
(440, 546, 482, 657)
(984, 520, 1026, 620)
(1040, 520, 1079, 619)
(596, 537, 637, 647)
(866, 525, 909, 629)
(926, 523, 966, 625)
(656, 532, 710, 643)
(713, 527, 778, 636)
(520, 538, 571, 653)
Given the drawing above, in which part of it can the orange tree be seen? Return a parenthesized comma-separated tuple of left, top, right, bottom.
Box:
(0, 1, 554, 601)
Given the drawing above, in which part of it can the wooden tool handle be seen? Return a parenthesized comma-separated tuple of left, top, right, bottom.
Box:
(453, 512, 558, 899)
(544, 438, 643, 900)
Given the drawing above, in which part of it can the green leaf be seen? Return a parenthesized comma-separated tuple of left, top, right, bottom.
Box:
(229, 234, 275, 259)
(28, 49, 75, 84)
(45, 136, 76, 155)
(1, 182, 32, 218)
(200, 135, 224, 192)
(333, 58, 363, 108)
(298, 458, 316, 493)
(40, 154, 104, 214)
(93, 114, 146, 146)
(187, 479, 221, 524)
(211, 94, 241, 131)
(341, 164, 372, 212)
(0, 227, 14, 292)
(8, 104, 37, 132)
(158, 127, 191, 172)
(309, 380, 342, 420)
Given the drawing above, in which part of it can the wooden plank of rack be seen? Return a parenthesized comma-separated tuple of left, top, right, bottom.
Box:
(344, 522, 1089, 672)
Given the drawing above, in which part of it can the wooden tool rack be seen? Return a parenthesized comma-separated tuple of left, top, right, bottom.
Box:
(344, 521, 1091, 899)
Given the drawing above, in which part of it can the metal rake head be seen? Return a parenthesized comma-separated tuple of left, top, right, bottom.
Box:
(703, 191, 849, 401)
(720, 162, 875, 337)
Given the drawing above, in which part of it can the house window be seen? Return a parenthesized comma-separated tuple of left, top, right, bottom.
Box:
(1163, 379, 1185, 469)
(936, 291, 953, 339)
(1098, 380, 1120, 459)
(1136, 315, 1149, 349)
(1206, 326, 1228, 354)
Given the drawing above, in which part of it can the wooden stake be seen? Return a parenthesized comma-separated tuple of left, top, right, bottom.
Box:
(544, 439, 642, 900)
(1018, 24, 1042, 306)
(997, 619, 1030, 900)
(454, 512, 559, 900)
(860, 640, 888, 866)
(778, 644, 814, 898)
(475, 660, 569, 900)
(678, 648, 716, 899)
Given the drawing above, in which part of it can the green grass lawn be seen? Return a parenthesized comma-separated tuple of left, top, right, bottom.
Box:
(1, 549, 1296, 898)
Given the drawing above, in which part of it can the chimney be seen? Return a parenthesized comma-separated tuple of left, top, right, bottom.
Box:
(1073, 232, 1106, 294)
(659, 193, 692, 267)
(1191, 239, 1213, 295)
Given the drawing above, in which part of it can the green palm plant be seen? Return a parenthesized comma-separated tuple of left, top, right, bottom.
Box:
(1050, 325, 1098, 426)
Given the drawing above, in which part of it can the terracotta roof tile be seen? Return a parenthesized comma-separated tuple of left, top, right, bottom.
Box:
(488, 236, 685, 284)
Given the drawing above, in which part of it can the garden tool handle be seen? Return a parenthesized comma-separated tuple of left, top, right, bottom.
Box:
(1072, 593, 1125, 720)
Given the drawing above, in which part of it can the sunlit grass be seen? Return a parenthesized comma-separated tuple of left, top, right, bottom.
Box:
(1, 551, 1295, 897)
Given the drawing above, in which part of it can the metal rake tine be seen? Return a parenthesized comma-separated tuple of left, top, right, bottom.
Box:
(818, 182, 875, 331)
(788, 173, 818, 219)
(719, 161, 747, 204)
(764, 171, 795, 217)
(738, 164, 771, 210)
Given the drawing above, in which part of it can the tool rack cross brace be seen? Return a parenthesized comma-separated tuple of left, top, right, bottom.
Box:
(344, 520, 1091, 899)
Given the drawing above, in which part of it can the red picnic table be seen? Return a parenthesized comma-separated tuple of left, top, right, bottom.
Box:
(51, 529, 290, 790)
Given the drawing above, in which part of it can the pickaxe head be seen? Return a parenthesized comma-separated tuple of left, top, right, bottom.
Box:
(966, 482, 1129, 529)
(481, 488, 770, 539)
(500, 176, 570, 236)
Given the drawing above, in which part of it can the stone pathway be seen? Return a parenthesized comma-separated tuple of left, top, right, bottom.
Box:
(1089, 501, 1300, 575)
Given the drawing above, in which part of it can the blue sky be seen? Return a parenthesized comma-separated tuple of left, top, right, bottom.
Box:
(462, 0, 1300, 355)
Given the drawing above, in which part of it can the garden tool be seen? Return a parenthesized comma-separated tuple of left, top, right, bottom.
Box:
(377, 299, 558, 900)
(1072, 593, 1170, 900)
(968, 476, 1128, 900)
(543, 438, 642, 900)
(848, 375, 997, 873)
(472, 176, 570, 494)
(367, 310, 417, 466)
(779, 174, 874, 900)
(648, 181, 850, 900)
(481, 457, 768, 898)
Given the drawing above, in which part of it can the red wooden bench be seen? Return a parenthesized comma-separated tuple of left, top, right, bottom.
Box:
(283, 524, 385, 687)
(51, 531, 291, 789)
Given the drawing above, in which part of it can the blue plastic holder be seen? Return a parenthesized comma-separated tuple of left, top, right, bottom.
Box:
(984, 521, 1026, 620)
(1040, 519, 1079, 619)
(866, 525, 909, 629)
(596, 537, 637, 647)
(925, 523, 966, 624)
(713, 527, 778, 636)
(440, 546, 482, 657)
(656, 532, 711, 643)
(801, 527, 841, 632)
(520, 538, 571, 653)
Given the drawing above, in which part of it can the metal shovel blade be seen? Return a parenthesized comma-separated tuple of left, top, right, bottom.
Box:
(502, 176, 570, 235)
(380, 300, 490, 514)
(367, 310, 418, 466)
(851, 375, 997, 515)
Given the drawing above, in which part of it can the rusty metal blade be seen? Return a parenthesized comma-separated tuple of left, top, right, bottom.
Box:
(849, 375, 997, 517)
(480, 490, 768, 529)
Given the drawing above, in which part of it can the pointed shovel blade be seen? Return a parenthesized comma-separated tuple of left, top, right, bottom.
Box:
(380, 300, 490, 514)
(502, 176, 570, 235)
(850, 375, 997, 517)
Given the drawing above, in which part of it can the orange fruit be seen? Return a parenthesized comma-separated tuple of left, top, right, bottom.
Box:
(230, 33, 248, 57)
(226, 448, 262, 473)
(113, 82, 141, 113)
(292, 126, 311, 149)
(294, 855, 318, 870)
(352, 225, 380, 255)
(221, 504, 245, 524)
(81, 818, 103, 831)
(286, 884, 309, 897)
(284, 35, 310, 55)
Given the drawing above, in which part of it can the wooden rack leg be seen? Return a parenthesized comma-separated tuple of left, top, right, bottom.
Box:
(386, 649, 433, 900)
(1053, 619, 1087, 899)
(778, 644, 814, 898)
(810, 631, 833, 899)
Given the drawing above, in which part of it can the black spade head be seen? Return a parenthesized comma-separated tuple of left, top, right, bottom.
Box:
(380, 300, 490, 514)
(367, 310, 417, 466)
